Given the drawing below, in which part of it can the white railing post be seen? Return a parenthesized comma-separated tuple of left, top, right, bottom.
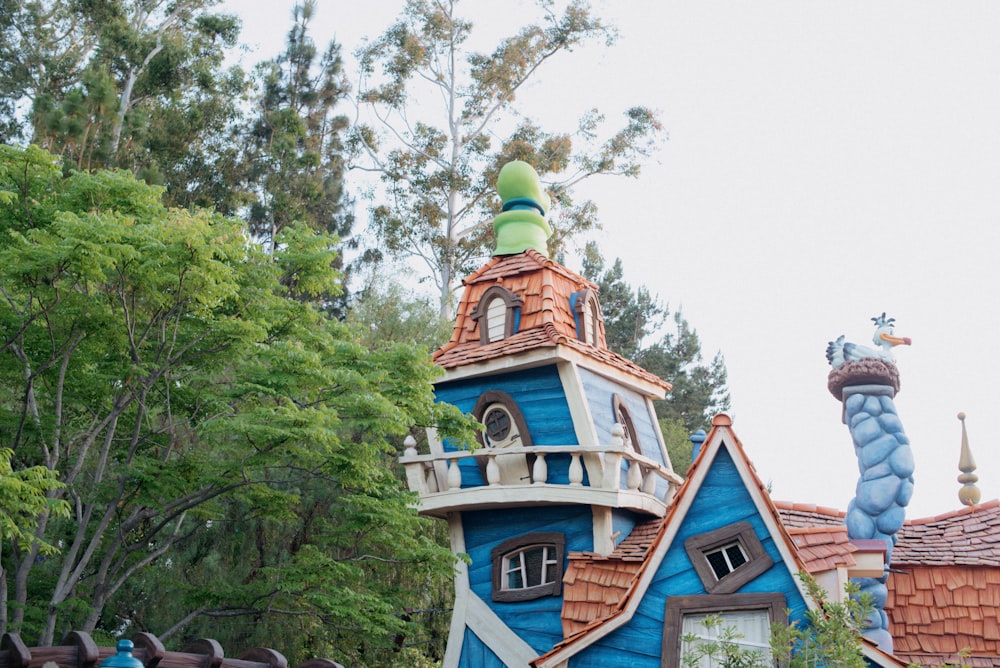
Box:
(626, 459, 643, 490)
(532, 453, 548, 485)
(603, 423, 625, 489)
(446, 459, 462, 490)
(568, 453, 584, 486)
(486, 454, 501, 486)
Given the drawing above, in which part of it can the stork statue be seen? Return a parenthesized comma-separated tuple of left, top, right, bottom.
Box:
(826, 314, 914, 653)
(826, 312, 911, 367)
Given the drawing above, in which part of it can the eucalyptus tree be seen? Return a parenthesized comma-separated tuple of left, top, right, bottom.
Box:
(1, 0, 246, 211)
(352, 0, 663, 318)
(0, 144, 473, 653)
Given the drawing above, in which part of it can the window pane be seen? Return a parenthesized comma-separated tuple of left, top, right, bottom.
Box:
(486, 299, 507, 340)
(484, 408, 512, 442)
(726, 544, 748, 569)
(706, 550, 730, 579)
(681, 610, 772, 668)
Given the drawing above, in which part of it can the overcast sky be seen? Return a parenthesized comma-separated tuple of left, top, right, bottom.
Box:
(224, 0, 1000, 519)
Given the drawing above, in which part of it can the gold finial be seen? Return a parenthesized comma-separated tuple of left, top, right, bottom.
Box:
(957, 412, 981, 507)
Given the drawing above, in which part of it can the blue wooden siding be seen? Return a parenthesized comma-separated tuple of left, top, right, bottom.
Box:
(457, 627, 506, 668)
(578, 368, 664, 465)
(435, 365, 580, 486)
(569, 447, 810, 667)
(462, 506, 595, 655)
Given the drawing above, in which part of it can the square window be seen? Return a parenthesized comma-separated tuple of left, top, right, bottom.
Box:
(684, 522, 773, 594)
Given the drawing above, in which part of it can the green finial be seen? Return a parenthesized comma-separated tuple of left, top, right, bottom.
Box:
(493, 161, 553, 257)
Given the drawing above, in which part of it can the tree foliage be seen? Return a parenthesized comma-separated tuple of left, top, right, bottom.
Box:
(352, 0, 663, 317)
(0, 145, 473, 663)
(0, 0, 247, 211)
(244, 1, 352, 255)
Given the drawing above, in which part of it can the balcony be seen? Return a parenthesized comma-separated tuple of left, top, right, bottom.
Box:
(400, 425, 684, 519)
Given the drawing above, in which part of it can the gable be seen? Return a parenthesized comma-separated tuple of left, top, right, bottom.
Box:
(565, 447, 810, 666)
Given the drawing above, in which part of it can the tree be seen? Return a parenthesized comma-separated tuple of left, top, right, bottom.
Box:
(352, 0, 663, 318)
(581, 242, 730, 469)
(244, 1, 353, 256)
(0, 144, 473, 657)
(1, 0, 247, 212)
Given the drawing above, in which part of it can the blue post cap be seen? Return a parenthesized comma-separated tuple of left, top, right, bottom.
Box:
(689, 429, 707, 459)
(100, 640, 144, 668)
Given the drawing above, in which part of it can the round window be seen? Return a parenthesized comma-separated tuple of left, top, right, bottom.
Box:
(484, 407, 512, 444)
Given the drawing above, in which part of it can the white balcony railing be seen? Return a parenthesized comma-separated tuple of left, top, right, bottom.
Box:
(400, 424, 683, 517)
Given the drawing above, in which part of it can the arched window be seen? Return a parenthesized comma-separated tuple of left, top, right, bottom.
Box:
(571, 289, 603, 346)
(473, 391, 534, 485)
(470, 285, 523, 344)
(491, 532, 565, 602)
(612, 393, 640, 453)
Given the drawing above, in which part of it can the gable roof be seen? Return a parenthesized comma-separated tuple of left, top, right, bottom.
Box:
(533, 414, 817, 667)
(433, 250, 670, 393)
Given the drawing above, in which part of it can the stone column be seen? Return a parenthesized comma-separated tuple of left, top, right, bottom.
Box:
(828, 359, 914, 652)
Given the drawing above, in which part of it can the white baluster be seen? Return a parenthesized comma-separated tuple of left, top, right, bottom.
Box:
(604, 423, 626, 489)
(569, 453, 584, 486)
(532, 453, 548, 484)
(447, 459, 462, 490)
(425, 463, 439, 493)
(486, 454, 501, 486)
(626, 459, 643, 490)
(641, 469, 657, 495)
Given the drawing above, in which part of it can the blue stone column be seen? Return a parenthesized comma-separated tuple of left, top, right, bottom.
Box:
(839, 382, 914, 652)
(828, 358, 914, 653)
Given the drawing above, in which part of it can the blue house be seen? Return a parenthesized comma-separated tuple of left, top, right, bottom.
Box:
(399, 162, 905, 667)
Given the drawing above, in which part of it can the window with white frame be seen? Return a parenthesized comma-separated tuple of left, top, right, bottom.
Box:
(491, 533, 565, 602)
(681, 609, 773, 668)
(684, 522, 773, 594)
(662, 593, 787, 668)
(470, 285, 523, 344)
(571, 289, 603, 346)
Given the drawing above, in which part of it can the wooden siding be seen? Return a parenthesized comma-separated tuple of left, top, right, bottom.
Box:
(567, 448, 810, 666)
(457, 627, 507, 668)
(435, 365, 580, 486)
(462, 506, 595, 654)
(578, 368, 664, 463)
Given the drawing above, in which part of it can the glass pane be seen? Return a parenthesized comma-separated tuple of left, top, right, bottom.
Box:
(681, 610, 772, 668)
(523, 547, 545, 587)
(484, 408, 512, 442)
(486, 299, 507, 340)
(726, 544, 748, 569)
(706, 549, 730, 579)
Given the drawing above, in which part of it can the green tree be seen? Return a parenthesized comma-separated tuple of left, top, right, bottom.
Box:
(581, 242, 729, 468)
(352, 0, 662, 318)
(244, 1, 352, 256)
(1, 0, 247, 211)
(0, 145, 473, 658)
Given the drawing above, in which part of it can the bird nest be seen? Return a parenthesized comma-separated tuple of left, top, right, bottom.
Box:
(827, 358, 900, 399)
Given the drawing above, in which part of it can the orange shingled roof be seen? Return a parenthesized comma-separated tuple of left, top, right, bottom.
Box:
(433, 251, 670, 391)
(787, 525, 858, 573)
(778, 499, 1000, 666)
(560, 518, 664, 636)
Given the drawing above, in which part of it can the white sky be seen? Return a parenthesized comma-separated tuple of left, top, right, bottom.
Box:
(224, 0, 1000, 519)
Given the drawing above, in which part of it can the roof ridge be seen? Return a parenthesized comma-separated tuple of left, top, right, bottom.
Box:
(904, 498, 1000, 525)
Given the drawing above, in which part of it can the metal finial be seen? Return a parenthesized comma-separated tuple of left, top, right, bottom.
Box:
(957, 412, 981, 507)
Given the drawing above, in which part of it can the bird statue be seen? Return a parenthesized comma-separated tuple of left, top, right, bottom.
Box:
(826, 312, 911, 368)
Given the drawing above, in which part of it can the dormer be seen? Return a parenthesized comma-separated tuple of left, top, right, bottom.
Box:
(470, 284, 523, 344)
(570, 288, 603, 347)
